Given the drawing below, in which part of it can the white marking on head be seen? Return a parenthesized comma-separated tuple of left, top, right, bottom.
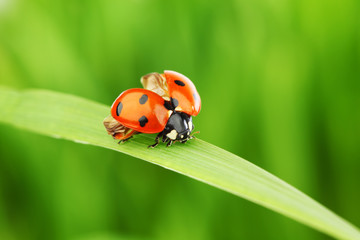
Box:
(180, 135, 184, 139)
(167, 130, 178, 140)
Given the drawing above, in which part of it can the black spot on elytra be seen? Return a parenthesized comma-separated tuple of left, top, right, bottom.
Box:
(174, 80, 185, 86)
(139, 94, 148, 105)
(116, 102, 123, 116)
(164, 101, 173, 110)
(171, 97, 179, 108)
(138, 115, 148, 127)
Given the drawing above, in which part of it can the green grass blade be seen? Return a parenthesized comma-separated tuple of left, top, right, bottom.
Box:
(0, 86, 359, 240)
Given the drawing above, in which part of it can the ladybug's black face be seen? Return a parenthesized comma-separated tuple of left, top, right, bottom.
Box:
(164, 111, 194, 141)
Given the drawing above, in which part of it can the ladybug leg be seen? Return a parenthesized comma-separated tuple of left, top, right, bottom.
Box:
(166, 140, 173, 147)
(162, 135, 169, 143)
(148, 141, 158, 148)
(190, 131, 200, 139)
(118, 136, 133, 144)
(148, 132, 162, 148)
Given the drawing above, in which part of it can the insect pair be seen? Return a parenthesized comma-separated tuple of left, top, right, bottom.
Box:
(103, 70, 201, 147)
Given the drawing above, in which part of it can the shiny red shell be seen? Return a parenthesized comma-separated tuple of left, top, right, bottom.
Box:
(163, 70, 201, 116)
(110, 88, 170, 133)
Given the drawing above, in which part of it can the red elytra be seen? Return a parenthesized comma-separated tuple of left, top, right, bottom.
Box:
(110, 88, 170, 134)
(163, 70, 201, 116)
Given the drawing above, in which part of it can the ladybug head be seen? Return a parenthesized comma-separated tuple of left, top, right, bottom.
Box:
(163, 111, 194, 141)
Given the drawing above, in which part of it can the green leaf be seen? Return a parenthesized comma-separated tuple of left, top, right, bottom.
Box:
(0, 86, 359, 240)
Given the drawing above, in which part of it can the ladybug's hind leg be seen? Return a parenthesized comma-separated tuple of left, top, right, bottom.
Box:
(118, 136, 133, 144)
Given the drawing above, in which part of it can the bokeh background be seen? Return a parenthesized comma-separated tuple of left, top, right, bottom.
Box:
(1, 0, 359, 239)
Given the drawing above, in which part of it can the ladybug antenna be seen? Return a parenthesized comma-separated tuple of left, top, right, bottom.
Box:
(190, 131, 200, 139)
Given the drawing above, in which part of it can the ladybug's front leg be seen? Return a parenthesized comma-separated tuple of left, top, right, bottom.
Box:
(160, 134, 173, 147)
(166, 140, 173, 147)
(162, 134, 169, 143)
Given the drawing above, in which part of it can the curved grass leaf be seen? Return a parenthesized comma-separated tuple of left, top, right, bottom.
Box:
(0, 86, 359, 240)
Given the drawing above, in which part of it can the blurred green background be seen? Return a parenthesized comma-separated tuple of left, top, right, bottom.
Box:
(0, 0, 359, 239)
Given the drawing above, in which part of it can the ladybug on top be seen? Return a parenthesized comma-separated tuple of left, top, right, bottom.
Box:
(103, 70, 201, 147)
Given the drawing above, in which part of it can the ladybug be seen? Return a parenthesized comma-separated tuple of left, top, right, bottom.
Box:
(103, 70, 201, 147)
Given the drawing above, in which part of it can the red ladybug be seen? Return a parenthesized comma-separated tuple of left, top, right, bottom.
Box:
(103, 70, 201, 147)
